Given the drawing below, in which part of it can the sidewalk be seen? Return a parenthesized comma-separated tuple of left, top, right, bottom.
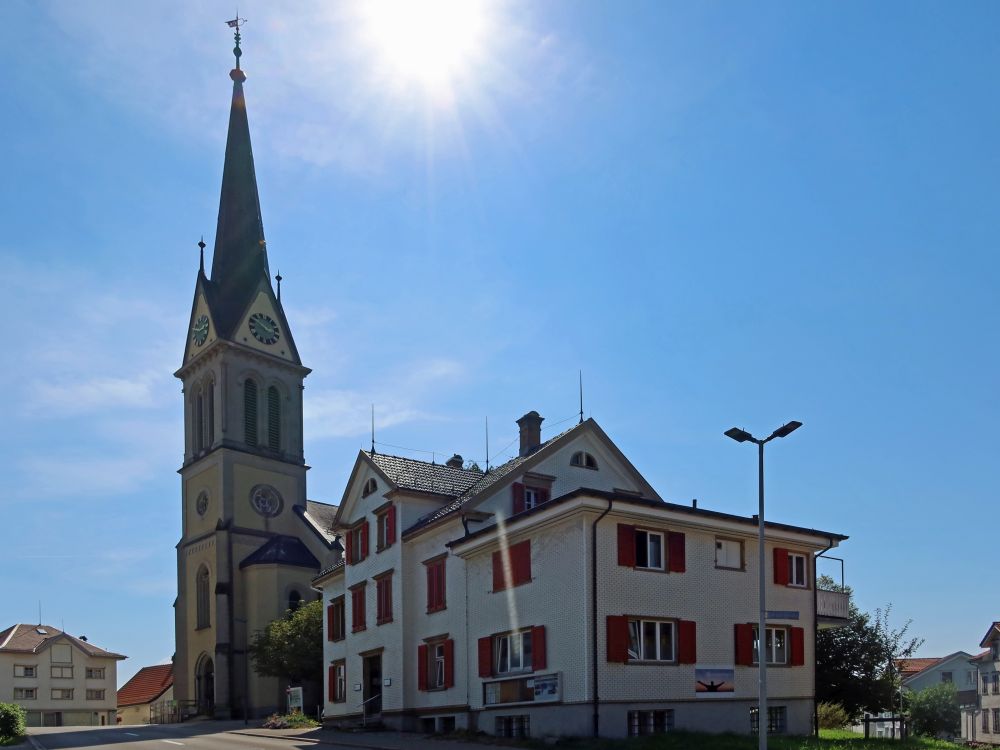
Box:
(229, 726, 502, 750)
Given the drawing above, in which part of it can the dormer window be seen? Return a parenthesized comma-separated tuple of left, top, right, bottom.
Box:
(571, 451, 598, 470)
(362, 478, 378, 498)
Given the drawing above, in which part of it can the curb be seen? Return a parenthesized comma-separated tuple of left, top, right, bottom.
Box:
(228, 729, 403, 750)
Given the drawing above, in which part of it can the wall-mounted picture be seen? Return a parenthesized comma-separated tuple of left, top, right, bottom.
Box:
(695, 666, 735, 697)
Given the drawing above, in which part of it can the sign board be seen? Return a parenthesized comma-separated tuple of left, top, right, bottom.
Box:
(286, 686, 303, 714)
(695, 666, 734, 698)
(766, 610, 800, 620)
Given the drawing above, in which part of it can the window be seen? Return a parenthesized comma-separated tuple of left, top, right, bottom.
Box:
(418, 639, 455, 691)
(86, 667, 105, 680)
(750, 706, 787, 734)
(492, 539, 531, 591)
(362, 478, 378, 497)
(968, 669, 976, 685)
(985, 674, 991, 695)
(511, 482, 550, 515)
(244, 378, 258, 445)
(753, 626, 788, 665)
(773, 548, 809, 587)
(376, 572, 393, 625)
(52, 689, 74, 700)
(627, 619, 675, 662)
(788, 552, 807, 587)
(86, 689, 106, 700)
(350, 584, 366, 632)
(993, 642, 1000, 660)
(496, 630, 534, 675)
(13, 688, 36, 700)
(425, 556, 446, 613)
(288, 590, 302, 612)
(495, 716, 530, 738)
(196, 565, 211, 629)
(329, 661, 346, 703)
(628, 709, 674, 736)
(375, 505, 396, 551)
(51, 666, 73, 679)
(617, 524, 686, 572)
(327, 597, 345, 642)
(267, 386, 281, 451)
(940, 671, 952, 683)
(51, 644, 72, 663)
(194, 391, 204, 452)
(570, 451, 598, 469)
(345, 521, 370, 565)
(206, 380, 214, 447)
(13, 665, 36, 678)
(994, 709, 1000, 734)
(636, 529, 664, 569)
(993, 672, 999, 695)
(984, 709, 990, 733)
(716, 538, 743, 570)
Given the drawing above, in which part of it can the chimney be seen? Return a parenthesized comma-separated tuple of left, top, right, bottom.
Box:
(516, 411, 544, 457)
(445, 454, 464, 469)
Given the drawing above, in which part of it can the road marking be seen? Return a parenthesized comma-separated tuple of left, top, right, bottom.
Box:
(162, 741, 185, 746)
(125, 732, 140, 736)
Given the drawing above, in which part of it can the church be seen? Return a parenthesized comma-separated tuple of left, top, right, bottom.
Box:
(172, 35, 339, 718)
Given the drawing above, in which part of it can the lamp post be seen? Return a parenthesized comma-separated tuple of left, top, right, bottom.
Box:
(725, 420, 802, 750)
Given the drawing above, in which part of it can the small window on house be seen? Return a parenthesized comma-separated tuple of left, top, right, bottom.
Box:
(627, 619, 675, 662)
(788, 552, 808, 587)
(328, 597, 346, 642)
(492, 539, 531, 591)
(495, 630, 533, 675)
(941, 671, 953, 683)
(267, 386, 281, 451)
(51, 666, 73, 679)
(628, 709, 674, 736)
(750, 706, 787, 734)
(419, 638, 454, 691)
(635, 529, 664, 570)
(51, 644, 72, 664)
(375, 505, 396, 551)
(350, 584, 366, 632)
(13, 665, 36, 678)
(196, 565, 211, 629)
(330, 660, 346, 703)
(993, 672, 999, 694)
(288, 590, 302, 613)
(86, 689, 106, 700)
(432, 642, 446, 688)
(495, 716, 530, 738)
(206, 380, 215, 446)
(195, 391, 205, 452)
(362, 478, 378, 497)
(86, 667, 105, 680)
(347, 522, 369, 564)
(716, 538, 743, 570)
(13, 688, 36, 700)
(524, 487, 540, 510)
(244, 379, 258, 446)
(570, 451, 598, 469)
(752, 626, 788, 665)
(425, 557, 446, 613)
(51, 689, 74, 701)
(376, 572, 393, 625)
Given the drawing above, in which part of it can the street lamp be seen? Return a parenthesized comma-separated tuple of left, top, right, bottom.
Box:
(725, 420, 802, 750)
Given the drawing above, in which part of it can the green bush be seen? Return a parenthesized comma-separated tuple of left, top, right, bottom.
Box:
(261, 713, 319, 729)
(909, 682, 960, 737)
(0, 703, 26, 740)
(817, 701, 850, 729)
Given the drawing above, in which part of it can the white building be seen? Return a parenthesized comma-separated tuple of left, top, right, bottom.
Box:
(314, 412, 849, 739)
(962, 623, 1000, 744)
(0, 624, 124, 727)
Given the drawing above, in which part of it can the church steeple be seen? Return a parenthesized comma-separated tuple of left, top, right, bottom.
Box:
(209, 43, 270, 338)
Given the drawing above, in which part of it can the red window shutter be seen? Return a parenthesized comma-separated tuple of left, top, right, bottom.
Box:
(617, 524, 636, 567)
(345, 532, 353, 566)
(361, 521, 370, 560)
(667, 532, 686, 573)
(538, 488, 550, 505)
(492, 549, 506, 592)
(773, 547, 789, 586)
(437, 561, 446, 609)
(327, 604, 334, 641)
(387, 505, 396, 545)
(607, 615, 629, 663)
(532, 626, 547, 671)
(512, 482, 525, 515)
(478, 636, 493, 677)
(790, 627, 805, 666)
(443, 639, 455, 688)
(735, 623, 754, 666)
(513, 540, 532, 585)
(417, 644, 428, 691)
(678, 620, 697, 664)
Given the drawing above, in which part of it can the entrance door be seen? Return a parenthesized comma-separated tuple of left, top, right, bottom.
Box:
(362, 654, 382, 714)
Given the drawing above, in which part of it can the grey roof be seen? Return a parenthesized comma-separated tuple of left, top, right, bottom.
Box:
(0, 624, 125, 659)
(312, 559, 346, 585)
(239, 535, 320, 570)
(370, 453, 483, 497)
(304, 499, 339, 538)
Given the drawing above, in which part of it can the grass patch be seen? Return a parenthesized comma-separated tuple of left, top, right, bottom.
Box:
(0, 737, 25, 747)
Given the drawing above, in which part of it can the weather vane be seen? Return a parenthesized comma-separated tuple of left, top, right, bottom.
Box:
(226, 14, 247, 68)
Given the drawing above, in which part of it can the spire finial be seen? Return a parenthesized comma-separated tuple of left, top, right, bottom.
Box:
(275, 269, 282, 302)
(226, 14, 247, 74)
(198, 236, 206, 274)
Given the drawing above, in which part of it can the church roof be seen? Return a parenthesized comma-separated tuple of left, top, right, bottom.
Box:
(239, 535, 320, 570)
(0, 624, 125, 659)
(370, 453, 483, 497)
(117, 664, 173, 708)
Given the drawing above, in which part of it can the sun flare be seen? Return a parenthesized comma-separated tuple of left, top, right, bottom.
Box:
(359, 0, 491, 101)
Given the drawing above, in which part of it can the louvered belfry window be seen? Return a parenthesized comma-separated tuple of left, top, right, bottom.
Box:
(194, 393, 204, 452)
(267, 386, 280, 451)
(244, 379, 258, 445)
(206, 381, 215, 447)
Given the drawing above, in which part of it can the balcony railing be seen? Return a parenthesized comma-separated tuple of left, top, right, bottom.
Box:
(817, 589, 850, 621)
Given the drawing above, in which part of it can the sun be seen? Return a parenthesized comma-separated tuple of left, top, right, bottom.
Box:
(358, 0, 491, 102)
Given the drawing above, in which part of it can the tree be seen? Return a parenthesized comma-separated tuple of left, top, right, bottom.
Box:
(248, 598, 323, 685)
(816, 575, 923, 720)
(909, 682, 960, 738)
(0, 702, 26, 740)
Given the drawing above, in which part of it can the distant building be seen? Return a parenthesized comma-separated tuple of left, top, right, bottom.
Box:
(314, 414, 850, 739)
(962, 622, 1000, 744)
(0, 624, 124, 727)
(899, 651, 978, 704)
(117, 665, 174, 725)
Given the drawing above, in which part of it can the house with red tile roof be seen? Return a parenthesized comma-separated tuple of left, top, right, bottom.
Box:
(117, 665, 174, 725)
(961, 622, 1000, 743)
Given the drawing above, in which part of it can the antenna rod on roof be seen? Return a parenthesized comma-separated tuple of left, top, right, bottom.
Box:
(370, 404, 375, 455)
(485, 416, 490, 473)
(38, 601, 41, 626)
(579, 370, 584, 424)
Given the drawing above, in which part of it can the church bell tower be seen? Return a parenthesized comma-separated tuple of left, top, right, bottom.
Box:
(173, 27, 327, 719)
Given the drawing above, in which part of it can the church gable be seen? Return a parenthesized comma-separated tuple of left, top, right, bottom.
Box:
(182, 284, 219, 365)
(233, 288, 300, 364)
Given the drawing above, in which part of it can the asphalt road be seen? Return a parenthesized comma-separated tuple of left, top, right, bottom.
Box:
(29, 723, 337, 750)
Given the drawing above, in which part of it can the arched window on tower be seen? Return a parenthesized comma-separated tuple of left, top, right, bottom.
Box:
(196, 565, 211, 629)
(206, 380, 215, 447)
(244, 379, 258, 446)
(267, 386, 281, 451)
(195, 390, 205, 453)
(288, 590, 302, 613)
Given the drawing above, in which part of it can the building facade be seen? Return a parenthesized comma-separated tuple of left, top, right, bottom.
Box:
(172, 46, 338, 718)
(315, 415, 848, 739)
(116, 664, 174, 725)
(962, 623, 1000, 744)
(0, 624, 123, 727)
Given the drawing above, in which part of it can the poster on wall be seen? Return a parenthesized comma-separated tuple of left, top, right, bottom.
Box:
(695, 666, 735, 697)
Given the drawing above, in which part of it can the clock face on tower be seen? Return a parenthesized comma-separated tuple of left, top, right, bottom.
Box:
(192, 315, 210, 346)
(249, 313, 280, 345)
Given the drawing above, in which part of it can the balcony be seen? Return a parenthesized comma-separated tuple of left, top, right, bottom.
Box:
(817, 588, 850, 629)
